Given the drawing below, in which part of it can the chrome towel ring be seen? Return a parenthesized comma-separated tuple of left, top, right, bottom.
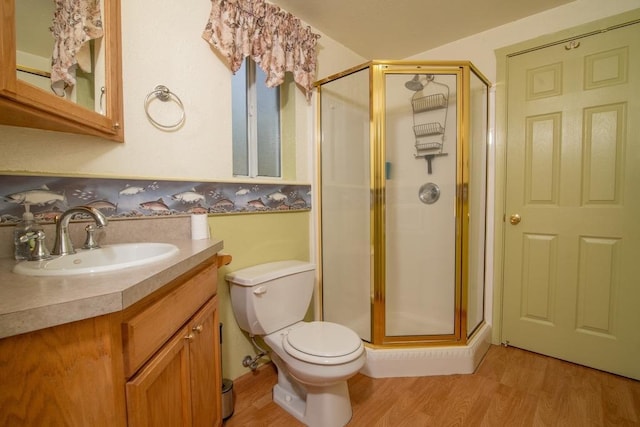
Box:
(144, 85, 185, 130)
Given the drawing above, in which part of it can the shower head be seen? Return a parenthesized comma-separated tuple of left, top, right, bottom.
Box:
(405, 74, 437, 92)
(405, 75, 423, 91)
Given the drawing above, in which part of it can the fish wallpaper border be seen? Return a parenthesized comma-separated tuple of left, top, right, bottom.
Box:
(0, 175, 312, 225)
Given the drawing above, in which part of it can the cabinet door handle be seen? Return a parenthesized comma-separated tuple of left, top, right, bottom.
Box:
(192, 324, 203, 333)
(185, 333, 195, 341)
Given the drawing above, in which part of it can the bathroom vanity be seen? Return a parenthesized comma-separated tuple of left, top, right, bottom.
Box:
(0, 231, 225, 426)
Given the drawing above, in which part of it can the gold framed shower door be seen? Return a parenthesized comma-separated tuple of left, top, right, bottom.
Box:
(316, 60, 491, 347)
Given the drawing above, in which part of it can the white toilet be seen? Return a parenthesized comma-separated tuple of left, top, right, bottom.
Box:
(226, 260, 365, 427)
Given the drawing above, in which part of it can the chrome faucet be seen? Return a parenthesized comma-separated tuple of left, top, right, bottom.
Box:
(19, 230, 52, 261)
(52, 206, 108, 256)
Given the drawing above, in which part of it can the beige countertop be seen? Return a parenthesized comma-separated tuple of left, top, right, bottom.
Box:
(0, 217, 223, 339)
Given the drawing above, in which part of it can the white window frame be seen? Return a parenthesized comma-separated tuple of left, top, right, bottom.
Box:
(233, 59, 281, 179)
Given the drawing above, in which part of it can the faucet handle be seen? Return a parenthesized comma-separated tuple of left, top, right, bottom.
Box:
(83, 224, 101, 250)
(19, 230, 52, 261)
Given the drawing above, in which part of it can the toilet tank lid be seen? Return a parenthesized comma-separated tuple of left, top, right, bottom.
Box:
(225, 260, 315, 286)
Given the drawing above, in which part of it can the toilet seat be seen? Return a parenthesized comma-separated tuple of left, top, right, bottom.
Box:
(283, 321, 363, 365)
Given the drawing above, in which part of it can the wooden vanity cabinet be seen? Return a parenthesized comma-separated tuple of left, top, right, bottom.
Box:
(0, 256, 222, 427)
(0, 311, 128, 426)
(188, 297, 222, 427)
(126, 320, 195, 426)
(126, 297, 220, 426)
(125, 289, 221, 427)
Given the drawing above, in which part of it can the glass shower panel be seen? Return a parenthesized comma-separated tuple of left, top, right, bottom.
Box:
(384, 72, 458, 337)
(466, 70, 488, 337)
(320, 68, 372, 342)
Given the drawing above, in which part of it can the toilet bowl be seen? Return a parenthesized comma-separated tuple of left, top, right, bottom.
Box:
(266, 321, 365, 385)
(264, 321, 365, 426)
(226, 261, 365, 427)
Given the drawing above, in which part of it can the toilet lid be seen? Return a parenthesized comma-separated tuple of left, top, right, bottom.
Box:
(284, 322, 363, 365)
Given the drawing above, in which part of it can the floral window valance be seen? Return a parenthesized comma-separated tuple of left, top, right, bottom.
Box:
(49, 0, 103, 96)
(202, 0, 321, 101)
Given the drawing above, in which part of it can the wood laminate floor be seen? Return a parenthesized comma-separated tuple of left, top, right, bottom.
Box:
(223, 345, 640, 426)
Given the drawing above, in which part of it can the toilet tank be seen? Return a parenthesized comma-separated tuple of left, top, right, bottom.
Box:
(225, 260, 316, 335)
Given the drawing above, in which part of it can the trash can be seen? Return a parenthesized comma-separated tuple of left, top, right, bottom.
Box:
(220, 322, 235, 419)
(221, 378, 235, 420)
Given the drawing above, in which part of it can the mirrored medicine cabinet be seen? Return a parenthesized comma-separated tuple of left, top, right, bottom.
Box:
(0, 0, 124, 141)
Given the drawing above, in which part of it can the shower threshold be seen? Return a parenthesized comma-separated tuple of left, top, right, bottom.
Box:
(360, 323, 492, 378)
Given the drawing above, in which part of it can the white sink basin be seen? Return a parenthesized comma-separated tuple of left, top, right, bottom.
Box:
(13, 243, 179, 277)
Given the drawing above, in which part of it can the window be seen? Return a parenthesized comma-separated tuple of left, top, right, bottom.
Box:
(232, 58, 281, 178)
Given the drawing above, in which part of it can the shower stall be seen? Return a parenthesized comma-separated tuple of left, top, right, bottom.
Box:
(316, 61, 491, 377)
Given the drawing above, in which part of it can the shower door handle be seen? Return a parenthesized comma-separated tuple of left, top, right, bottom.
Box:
(509, 214, 521, 225)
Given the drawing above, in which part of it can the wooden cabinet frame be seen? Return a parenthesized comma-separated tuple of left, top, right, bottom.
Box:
(0, 257, 222, 426)
(0, 0, 124, 141)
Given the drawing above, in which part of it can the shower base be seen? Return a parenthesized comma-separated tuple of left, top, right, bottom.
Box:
(360, 323, 491, 378)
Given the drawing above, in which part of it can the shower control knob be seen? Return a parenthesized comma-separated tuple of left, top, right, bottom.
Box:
(509, 214, 521, 225)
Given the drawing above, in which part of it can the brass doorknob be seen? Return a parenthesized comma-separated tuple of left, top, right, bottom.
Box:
(509, 214, 521, 225)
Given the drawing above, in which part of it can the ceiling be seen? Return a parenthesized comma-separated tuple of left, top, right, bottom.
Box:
(19, 0, 576, 63)
(270, 0, 576, 59)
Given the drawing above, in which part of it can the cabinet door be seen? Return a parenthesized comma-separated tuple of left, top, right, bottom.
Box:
(126, 325, 193, 427)
(0, 0, 124, 141)
(189, 296, 222, 427)
(0, 314, 126, 427)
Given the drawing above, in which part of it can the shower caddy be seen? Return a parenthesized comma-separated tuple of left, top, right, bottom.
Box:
(410, 75, 450, 174)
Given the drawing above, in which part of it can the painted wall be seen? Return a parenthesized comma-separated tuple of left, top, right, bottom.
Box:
(211, 212, 311, 380)
(0, 0, 364, 178)
(0, 0, 364, 382)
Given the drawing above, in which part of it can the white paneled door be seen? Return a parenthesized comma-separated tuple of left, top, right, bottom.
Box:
(502, 21, 640, 380)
